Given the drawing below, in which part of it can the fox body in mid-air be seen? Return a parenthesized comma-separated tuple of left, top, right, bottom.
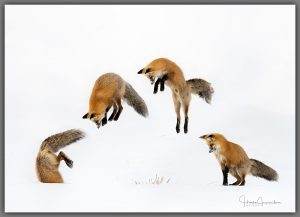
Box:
(138, 58, 214, 133)
(36, 129, 85, 183)
(200, 133, 278, 186)
(83, 73, 148, 128)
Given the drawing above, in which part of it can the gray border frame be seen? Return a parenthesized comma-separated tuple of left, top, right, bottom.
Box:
(1, 0, 297, 216)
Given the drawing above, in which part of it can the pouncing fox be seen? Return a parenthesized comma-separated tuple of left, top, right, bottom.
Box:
(138, 57, 214, 133)
(36, 129, 85, 183)
(83, 73, 148, 128)
(200, 133, 278, 186)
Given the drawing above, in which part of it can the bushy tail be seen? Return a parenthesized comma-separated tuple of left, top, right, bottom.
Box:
(40, 129, 85, 153)
(124, 82, 149, 117)
(186, 78, 214, 104)
(250, 159, 278, 181)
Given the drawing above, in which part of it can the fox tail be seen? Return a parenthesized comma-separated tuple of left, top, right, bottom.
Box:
(186, 78, 214, 104)
(124, 82, 149, 117)
(40, 129, 85, 153)
(250, 159, 278, 181)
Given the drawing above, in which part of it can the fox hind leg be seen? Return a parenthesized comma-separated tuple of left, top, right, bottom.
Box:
(239, 174, 246, 186)
(58, 151, 73, 168)
(113, 98, 123, 121)
(183, 102, 189, 134)
(172, 92, 181, 133)
(108, 103, 118, 121)
(230, 169, 242, 185)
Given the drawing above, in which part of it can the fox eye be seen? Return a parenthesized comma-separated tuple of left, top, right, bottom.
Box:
(208, 135, 214, 138)
(145, 68, 151, 74)
(90, 113, 96, 119)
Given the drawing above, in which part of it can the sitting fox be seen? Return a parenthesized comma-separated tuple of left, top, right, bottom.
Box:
(200, 133, 278, 186)
(36, 129, 85, 183)
(83, 73, 148, 128)
(138, 57, 214, 133)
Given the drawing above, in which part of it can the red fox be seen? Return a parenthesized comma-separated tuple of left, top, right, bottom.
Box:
(138, 58, 214, 133)
(200, 133, 278, 186)
(36, 129, 85, 183)
(82, 73, 148, 128)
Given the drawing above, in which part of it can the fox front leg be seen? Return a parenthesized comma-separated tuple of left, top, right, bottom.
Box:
(222, 166, 229, 186)
(58, 151, 73, 168)
(153, 78, 162, 94)
(101, 112, 108, 126)
(159, 74, 168, 92)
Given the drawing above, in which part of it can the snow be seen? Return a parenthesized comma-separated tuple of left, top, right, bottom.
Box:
(5, 5, 295, 212)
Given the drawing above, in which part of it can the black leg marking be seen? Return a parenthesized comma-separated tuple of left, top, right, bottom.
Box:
(59, 151, 73, 168)
(160, 75, 168, 91)
(160, 79, 165, 91)
(239, 180, 245, 186)
(108, 108, 117, 121)
(102, 113, 108, 126)
(184, 116, 188, 134)
(176, 118, 180, 133)
(222, 166, 229, 186)
(230, 181, 240, 186)
(153, 78, 161, 94)
(113, 105, 123, 121)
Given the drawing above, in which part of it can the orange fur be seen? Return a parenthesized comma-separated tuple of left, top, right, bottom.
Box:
(200, 133, 278, 186)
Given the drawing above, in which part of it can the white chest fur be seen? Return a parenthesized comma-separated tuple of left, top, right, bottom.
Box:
(213, 145, 226, 164)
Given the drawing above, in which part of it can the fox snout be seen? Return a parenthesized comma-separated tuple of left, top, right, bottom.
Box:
(199, 134, 216, 153)
(137, 68, 143, 74)
(199, 135, 207, 139)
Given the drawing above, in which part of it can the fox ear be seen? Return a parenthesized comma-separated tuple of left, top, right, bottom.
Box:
(137, 68, 144, 74)
(82, 113, 89, 119)
(208, 134, 214, 139)
(145, 68, 151, 74)
(90, 113, 96, 119)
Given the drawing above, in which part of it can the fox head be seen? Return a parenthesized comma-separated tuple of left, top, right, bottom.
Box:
(82, 101, 107, 129)
(82, 112, 106, 129)
(137, 58, 168, 84)
(200, 133, 226, 153)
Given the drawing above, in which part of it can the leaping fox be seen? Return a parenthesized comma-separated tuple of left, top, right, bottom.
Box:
(138, 57, 214, 133)
(83, 73, 148, 128)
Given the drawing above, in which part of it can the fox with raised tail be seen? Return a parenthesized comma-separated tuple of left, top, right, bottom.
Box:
(36, 129, 85, 183)
(200, 133, 278, 186)
(83, 73, 148, 128)
(138, 58, 214, 133)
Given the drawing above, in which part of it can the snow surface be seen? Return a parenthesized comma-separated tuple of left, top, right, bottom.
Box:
(5, 5, 295, 212)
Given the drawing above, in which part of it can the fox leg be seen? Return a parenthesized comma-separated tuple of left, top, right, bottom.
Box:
(101, 105, 112, 126)
(230, 169, 242, 185)
(108, 103, 118, 121)
(58, 151, 73, 168)
(221, 165, 229, 186)
(172, 92, 181, 133)
(113, 98, 123, 121)
(183, 102, 190, 134)
(239, 174, 246, 186)
(159, 75, 168, 92)
(153, 78, 162, 94)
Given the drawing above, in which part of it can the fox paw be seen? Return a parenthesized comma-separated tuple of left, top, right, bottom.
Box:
(65, 159, 73, 168)
(102, 118, 107, 126)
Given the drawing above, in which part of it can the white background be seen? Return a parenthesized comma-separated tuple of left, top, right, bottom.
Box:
(5, 5, 295, 212)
